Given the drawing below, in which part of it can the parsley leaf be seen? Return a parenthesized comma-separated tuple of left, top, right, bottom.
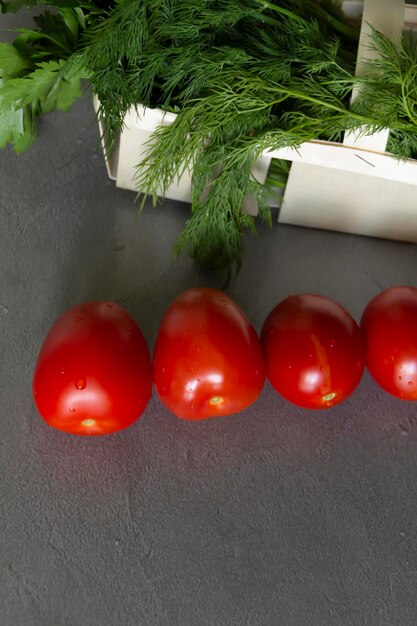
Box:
(0, 42, 31, 77)
(0, 60, 83, 113)
(0, 79, 36, 152)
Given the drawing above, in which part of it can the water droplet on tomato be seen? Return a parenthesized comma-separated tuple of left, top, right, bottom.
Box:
(106, 303, 113, 309)
(69, 407, 76, 413)
(408, 381, 413, 386)
(60, 369, 65, 375)
(75, 379, 86, 390)
(399, 376, 402, 381)
(161, 367, 166, 373)
(391, 355, 395, 361)
(330, 339, 337, 348)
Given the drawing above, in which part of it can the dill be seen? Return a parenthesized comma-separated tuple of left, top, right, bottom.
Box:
(2, 0, 417, 273)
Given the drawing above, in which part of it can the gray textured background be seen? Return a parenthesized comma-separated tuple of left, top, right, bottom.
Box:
(2, 9, 417, 626)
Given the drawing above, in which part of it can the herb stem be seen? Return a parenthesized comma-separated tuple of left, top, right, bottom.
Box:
(251, 12, 288, 29)
(13, 29, 73, 55)
(255, 1, 305, 24)
(401, 66, 417, 127)
(254, 0, 359, 42)
(298, 0, 359, 41)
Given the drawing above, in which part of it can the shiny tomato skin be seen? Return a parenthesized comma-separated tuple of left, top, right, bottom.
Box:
(360, 286, 417, 400)
(261, 294, 365, 409)
(153, 288, 265, 420)
(32, 302, 152, 435)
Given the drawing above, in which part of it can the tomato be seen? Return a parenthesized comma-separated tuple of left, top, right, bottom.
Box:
(361, 286, 417, 400)
(261, 294, 365, 409)
(32, 302, 152, 435)
(153, 288, 265, 420)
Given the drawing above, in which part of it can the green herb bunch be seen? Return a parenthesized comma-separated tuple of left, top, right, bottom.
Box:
(0, 1, 91, 151)
(1, 1, 417, 274)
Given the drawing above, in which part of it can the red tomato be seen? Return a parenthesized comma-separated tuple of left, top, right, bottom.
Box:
(261, 294, 365, 409)
(153, 288, 265, 420)
(361, 286, 417, 400)
(33, 302, 152, 435)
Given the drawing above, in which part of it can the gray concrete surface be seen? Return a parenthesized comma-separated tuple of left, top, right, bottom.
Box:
(2, 14, 417, 626)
